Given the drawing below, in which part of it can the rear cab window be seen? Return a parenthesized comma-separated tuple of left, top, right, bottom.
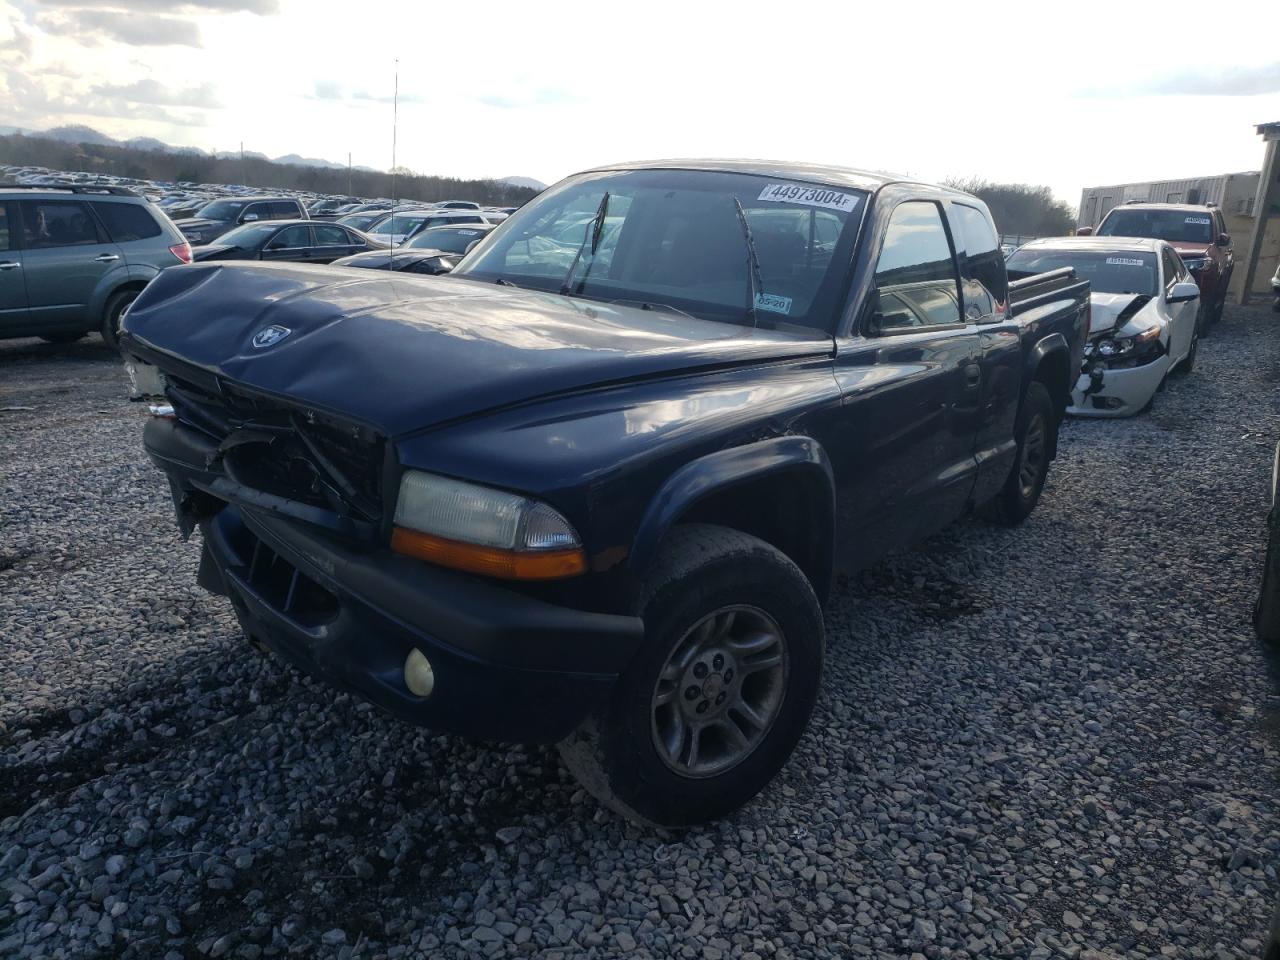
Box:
(947, 203, 1007, 320)
(92, 201, 163, 242)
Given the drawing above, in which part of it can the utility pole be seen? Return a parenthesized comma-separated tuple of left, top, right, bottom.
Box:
(240, 141, 245, 187)
(347, 152, 352, 197)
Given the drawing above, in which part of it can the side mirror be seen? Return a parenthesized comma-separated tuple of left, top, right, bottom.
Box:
(241, 213, 260, 223)
(433, 258, 455, 274)
(1074, 226, 1094, 237)
(1217, 233, 1230, 247)
(1168, 280, 1200, 304)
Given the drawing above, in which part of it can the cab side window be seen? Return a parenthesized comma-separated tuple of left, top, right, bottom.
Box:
(869, 201, 961, 332)
(20, 200, 105, 249)
(270, 201, 300, 220)
(0, 203, 11, 250)
(949, 203, 1007, 321)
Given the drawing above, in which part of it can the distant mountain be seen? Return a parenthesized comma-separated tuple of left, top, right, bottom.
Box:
(44, 124, 117, 146)
(501, 175, 546, 191)
(273, 153, 345, 170)
(3, 124, 544, 187)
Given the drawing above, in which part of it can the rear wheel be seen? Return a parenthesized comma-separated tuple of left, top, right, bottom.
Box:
(1256, 503, 1280, 646)
(100, 288, 140, 353)
(558, 524, 824, 827)
(994, 381, 1055, 526)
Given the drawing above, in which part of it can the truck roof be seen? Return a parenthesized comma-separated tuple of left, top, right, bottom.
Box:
(582, 158, 931, 195)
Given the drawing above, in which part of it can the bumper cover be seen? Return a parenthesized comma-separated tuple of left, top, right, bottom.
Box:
(1067, 355, 1170, 418)
(145, 416, 644, 743)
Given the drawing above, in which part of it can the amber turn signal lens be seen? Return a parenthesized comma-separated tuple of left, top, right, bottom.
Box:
(391, 526, 587, 580)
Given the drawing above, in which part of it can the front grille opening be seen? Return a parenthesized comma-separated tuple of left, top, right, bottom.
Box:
(163, 370, 385, 522)
(246, 537, 339, 628)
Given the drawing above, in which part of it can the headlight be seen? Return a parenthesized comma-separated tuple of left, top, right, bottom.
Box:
(1182, 257, 1209, 272)
(1088, 324, 1163, 366)
(390, 471, 586, 579)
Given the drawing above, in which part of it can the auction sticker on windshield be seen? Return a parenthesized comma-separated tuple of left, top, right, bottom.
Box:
(757, 184, 860, 213)
(755, 292, 793, 315)
(1184, 217, 1211, 224)
(1106, 257, 1145, 266)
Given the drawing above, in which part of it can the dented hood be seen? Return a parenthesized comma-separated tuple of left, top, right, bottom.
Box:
(123, 262, 830, 436)
(1088, 292, 1153, 335)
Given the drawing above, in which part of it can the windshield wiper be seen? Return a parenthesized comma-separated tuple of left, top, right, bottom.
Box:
(610, 299, 699, 322)
(733, 198, 763, 328)
(560, 191, 610, 296)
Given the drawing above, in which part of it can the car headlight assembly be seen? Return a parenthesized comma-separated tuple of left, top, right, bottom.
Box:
(390, 470, 586, 579)
(1086, 324, 1164, 369)
(1182, 257, 1209, 273)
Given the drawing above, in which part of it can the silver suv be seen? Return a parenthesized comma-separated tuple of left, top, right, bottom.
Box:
(0, 184, 191, 349)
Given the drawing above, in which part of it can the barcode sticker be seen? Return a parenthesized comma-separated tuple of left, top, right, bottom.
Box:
(757, 184, 859, 213)
(1106, 257, 1145, 266)
(1184, 216, 1211, 224)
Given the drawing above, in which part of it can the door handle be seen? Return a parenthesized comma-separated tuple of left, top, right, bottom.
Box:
(94, 253, 121, 263)
(964, 363, 982, 388)
(0, 261, 20, 271)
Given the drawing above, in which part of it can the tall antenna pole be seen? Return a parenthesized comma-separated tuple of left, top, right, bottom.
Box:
(347, 152, 352, 197)
(240, 141, 245, 186)
(389, 60, 399, 269)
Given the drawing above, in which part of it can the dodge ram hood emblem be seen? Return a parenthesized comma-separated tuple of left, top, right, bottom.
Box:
(252, 325, 291, 349)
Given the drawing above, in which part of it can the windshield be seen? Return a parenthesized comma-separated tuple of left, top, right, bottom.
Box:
(453, 169, 867, 332)
(195, 199, 248, 220)
(407, 225, 491, 253)
(1006, 248, 1158, 296)
(369, 214, 427, 236)
(214, 223, 282, 248)
(1097, 208, 1214, 244)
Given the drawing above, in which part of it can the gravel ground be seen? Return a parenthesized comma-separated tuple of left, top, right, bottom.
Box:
(2, 305, 1279, 960)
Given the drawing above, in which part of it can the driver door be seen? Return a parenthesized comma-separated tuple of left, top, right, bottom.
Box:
(829, 199, 982, 569)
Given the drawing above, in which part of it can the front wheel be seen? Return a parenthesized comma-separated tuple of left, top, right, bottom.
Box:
(558, 524, 824, 827)
(1255, 446, 1280, 646)
(994, 381, 1055, 526)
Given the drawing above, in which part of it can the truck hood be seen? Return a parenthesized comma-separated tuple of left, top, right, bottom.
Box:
(1088, 292, 1153, 335)
(1171, 243, 1212, 259)
(123, 262, 831, 437)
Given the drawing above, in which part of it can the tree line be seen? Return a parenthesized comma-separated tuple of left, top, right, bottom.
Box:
(0, 133, 541, 206)
(944, 177, 1077, 237)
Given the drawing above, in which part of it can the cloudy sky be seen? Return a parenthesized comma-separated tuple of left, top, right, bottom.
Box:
(1, 0, 1278, 203)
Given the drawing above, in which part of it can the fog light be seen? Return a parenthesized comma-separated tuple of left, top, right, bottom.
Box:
(404, 648, 435, 697)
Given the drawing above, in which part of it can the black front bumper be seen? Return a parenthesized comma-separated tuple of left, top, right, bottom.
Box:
(145, 417, 644, 744)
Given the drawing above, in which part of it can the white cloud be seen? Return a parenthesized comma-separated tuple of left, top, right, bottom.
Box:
(2, 0, 1279, 205)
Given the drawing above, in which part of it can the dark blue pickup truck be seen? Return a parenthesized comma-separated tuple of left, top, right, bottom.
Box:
(122, 160, 1089, 827)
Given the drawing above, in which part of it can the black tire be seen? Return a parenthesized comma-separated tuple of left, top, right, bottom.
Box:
(39, 331, 85, 344)
(1208, 272, 1230, 324)
(100, 288, 140, 353)
(558, 524, 824, 827)
(994, 381, 1055, 526)
(1272, 297, 1280, 314)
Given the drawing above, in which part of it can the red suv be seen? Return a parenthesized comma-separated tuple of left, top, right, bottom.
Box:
(1080, 203, 1234, 327)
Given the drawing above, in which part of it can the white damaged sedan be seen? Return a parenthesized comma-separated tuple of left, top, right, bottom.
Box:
(1006, 237, 1200, 417)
